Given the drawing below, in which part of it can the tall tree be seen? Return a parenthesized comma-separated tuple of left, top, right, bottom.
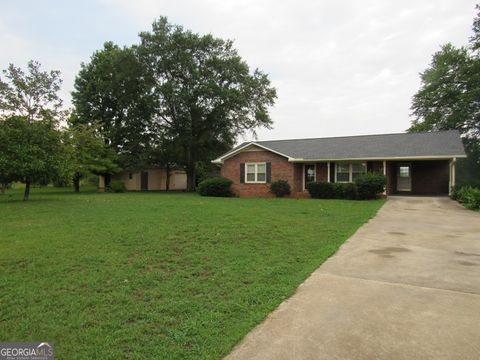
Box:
(139, 17, 277, 190)
(0, 61, 65, 200)
(409, 5, 480, 185)
(71, 42, 154, 170)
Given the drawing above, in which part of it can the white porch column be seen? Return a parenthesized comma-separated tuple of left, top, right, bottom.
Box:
(382, 160, 387, 195)
(449, 158, 456, 195)
(452, 158, 456, 189)
(327, 162, 331, 183)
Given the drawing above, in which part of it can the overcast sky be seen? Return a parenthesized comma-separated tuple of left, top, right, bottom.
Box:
(0, 0, 477, 142)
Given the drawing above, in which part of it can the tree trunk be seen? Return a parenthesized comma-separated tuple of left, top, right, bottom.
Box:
(24, 180, 31, 201)
(73, 176, 80, 193)
(0, 183, 6, 195)
(165, 164, 170, 191)
(186, 161, 196, 192)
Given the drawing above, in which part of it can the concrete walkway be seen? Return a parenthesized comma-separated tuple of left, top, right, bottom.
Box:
(225, 197, 480, 360)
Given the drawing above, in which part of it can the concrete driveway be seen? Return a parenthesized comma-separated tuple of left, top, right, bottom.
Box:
(225, 197, 480, 360)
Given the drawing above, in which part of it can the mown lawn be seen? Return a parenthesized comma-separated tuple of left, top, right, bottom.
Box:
(0, 187, 384, 359)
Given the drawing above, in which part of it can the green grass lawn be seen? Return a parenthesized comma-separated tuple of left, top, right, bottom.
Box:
(0, 187, 384, 359)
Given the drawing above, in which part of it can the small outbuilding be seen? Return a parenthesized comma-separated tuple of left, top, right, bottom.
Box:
(99, 168, 187, 191)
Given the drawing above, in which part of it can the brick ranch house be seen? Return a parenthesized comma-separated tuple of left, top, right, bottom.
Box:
(212, 130, 466, 197)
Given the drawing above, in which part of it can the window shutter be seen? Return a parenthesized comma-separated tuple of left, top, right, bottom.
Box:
(240, 163, 245, 183)
(266, 162, 272, 183)
(367, 161, 373, 173)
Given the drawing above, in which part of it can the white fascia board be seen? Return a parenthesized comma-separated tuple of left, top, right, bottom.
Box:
(288, 155, 466, 162)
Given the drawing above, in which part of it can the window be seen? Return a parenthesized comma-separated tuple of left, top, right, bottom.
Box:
(352, 163, 367, 181)
(304, 164, 316, 189)
(246, 164, 256, 182)
(245, 163, 267, 183)
(336, 163, 350, 182)
(128, 172, 133, 180)
(399, 166, 410, 178)
(336, 162, 367, 183)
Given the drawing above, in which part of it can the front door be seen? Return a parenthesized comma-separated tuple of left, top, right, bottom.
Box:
(396, 163, 411, 192)
(141, 171, 149, 191)
(304, 164, 315, 190)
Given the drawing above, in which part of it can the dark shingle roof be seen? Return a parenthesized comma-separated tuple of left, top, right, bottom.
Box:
(215, 130, 465, 162)
(256, 130, 465, 160)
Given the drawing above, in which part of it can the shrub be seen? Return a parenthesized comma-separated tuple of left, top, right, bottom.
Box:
(332, 182, 357, 199)
(453, 186, 480, 210)
(306, 182, 335, 198)
(270, 180, 291, 197)
(307, 182, 357, 199)
(109, 180, 126, 193)
(197, 177, 233, 197)
(354, 173, 387, 200)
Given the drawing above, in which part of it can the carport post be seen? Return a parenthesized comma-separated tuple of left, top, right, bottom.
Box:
(449, 158, 456, 195)
(383, 160, 387, 195)
(327, 162, 330, 182)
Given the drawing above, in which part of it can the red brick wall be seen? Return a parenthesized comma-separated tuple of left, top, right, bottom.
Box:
(293, 163, 303, 193)
(316, 163, 328, 182)
(412, 160, 449, 195)
(371, 161, 384, 173)
(386, 161, 396, 195)
(220, 150, 297, 197)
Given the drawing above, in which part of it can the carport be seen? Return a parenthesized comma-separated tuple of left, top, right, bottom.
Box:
(385, 159, 456, 195)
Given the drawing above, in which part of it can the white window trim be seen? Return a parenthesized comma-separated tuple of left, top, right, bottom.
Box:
(335, 162, 367, 183)
(245, 162, 267, 183)
(302, 163, 316, 191)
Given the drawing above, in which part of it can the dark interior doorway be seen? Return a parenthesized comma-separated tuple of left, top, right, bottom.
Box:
(141, 171, 148, 191)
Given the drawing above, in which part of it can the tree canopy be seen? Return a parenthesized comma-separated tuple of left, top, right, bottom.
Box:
(138, 18, 277, 190)
(0, 60, 63, 123)
(63, 123, 120, 192)
(0, 116, 63, 200)
(71, 42, 155, 170)
(409, 4, 480, 185)
(72, 18, 277, 190)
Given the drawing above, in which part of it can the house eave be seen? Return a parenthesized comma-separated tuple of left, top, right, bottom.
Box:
(288, 155, 467, 162)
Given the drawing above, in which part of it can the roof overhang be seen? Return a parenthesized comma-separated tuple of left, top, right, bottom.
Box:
(288, 155, 466, 162)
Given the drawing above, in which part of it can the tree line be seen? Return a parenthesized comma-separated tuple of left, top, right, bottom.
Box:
(0, 17, 277, 200)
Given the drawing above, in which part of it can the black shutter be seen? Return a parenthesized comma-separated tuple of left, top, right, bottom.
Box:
(367, 161, 373, 173)
(266, 162, 272, 183)
(240, 163, 245, 183)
